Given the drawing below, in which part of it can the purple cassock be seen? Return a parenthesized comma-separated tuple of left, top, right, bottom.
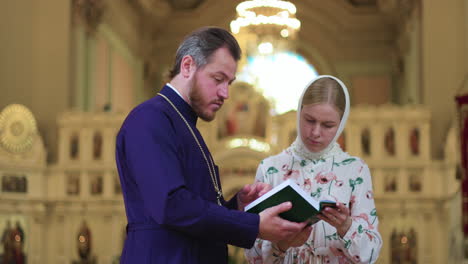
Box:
(115, 86, 259, 263)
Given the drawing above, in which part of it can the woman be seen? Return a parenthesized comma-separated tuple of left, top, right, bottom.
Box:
(245, 75, 382, 263)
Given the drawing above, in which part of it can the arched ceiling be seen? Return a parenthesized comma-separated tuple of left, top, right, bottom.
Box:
(131, 0, 401, 50)
(116, 0, 412, 88)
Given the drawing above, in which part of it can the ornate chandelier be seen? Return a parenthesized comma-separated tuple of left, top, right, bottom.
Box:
(230, 0, 301, 54)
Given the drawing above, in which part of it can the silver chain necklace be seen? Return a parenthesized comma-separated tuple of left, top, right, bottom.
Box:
(158, 93, 223, 205)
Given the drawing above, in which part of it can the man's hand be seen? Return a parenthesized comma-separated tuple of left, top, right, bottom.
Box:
(258, 202, 307, 242)
(237, 182, 271, 211)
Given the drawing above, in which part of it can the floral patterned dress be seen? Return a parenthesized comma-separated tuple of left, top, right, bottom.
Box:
(245, 146, 382, 264)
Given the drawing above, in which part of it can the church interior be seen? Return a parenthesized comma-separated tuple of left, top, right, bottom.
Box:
(0, 0, 467, 263)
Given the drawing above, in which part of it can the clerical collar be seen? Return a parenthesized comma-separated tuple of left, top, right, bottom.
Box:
(166, 83, 182, 98)
(160, 85, 198, 125)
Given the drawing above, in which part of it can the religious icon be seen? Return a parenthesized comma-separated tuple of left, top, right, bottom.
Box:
(90, 173, 103, 195)
(361, 128, 371, 156)
(92, 132, 102, 160)
(18, 176, 27, 193)
(409, 128, 420, 156)
(1, 174, 27, 193)
(1, 220, 26, 264)
(391, 230, 400, 264)
(407, 228, 418, 264)
(67, 172, 80, 195)
(391, 229, 418, 264)
(384, 170, 397, 192)
(1, 220, 14, 264)
(73, 221, 96, 264)
(227, 102, 249, 136)
(78, 221, 91, 259)
(409, 172, 422, 192)
(384, 128, 395, 156)
(70, 133, 80, 160)
(217, 82, 270, 139)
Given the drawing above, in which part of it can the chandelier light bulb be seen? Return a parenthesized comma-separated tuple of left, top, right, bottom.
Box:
(230, 0, 301, 37)
(258, 42, 274, 54)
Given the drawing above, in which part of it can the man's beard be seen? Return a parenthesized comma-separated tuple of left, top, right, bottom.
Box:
(188, 77, 222, 122)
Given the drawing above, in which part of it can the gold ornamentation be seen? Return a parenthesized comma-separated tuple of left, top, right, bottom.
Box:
(0, 104, 37, 153)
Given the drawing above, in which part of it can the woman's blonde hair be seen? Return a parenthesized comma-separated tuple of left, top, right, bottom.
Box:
(302, 77, 346, 118)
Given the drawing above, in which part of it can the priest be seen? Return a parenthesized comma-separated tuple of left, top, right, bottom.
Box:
(115, 26, 307, 263)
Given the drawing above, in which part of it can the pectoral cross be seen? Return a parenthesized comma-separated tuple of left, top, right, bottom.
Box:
(217, 191, 223, 205)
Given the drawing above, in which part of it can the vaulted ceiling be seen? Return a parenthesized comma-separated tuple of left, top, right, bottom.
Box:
(114, 0, 413, 91)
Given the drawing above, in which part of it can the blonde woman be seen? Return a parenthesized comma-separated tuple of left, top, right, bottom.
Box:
(245, 75, 382, 263)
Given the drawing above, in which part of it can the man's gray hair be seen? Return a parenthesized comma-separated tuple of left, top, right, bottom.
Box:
(169, 27, 241, 79)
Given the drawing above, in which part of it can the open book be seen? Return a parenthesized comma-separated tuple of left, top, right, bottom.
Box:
(245, 179, 337, 225)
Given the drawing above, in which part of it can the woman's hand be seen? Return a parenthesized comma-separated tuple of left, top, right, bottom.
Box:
(318, 202, 351, 237)
(276, 224, 313, 252)
(237, 182, 271, 211)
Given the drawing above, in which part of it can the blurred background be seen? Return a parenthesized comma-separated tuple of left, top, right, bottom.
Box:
(0, 0, 467, 263)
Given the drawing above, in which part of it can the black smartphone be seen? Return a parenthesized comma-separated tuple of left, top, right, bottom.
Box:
(319, 201, 346, 211)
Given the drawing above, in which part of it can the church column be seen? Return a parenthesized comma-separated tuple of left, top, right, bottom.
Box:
(421, 0, 466, 158)
(81, 128, 92, 163)
(377, 212, 388, 264)
(398, 168, 407, 195)
(372, 120, 384, 161)
(103, 127, 114, 163)
(72, 0, 106, 112)
(53, 213, 67, 263)
(30, 210, 46, 263)
(372, 169, 383, 195)
(58, 126, 69, 164)
(420, 121, 430, 161)
(79, 127, 91, 200)
(81, 171, 90, 199)
(395, 121, 408, 161)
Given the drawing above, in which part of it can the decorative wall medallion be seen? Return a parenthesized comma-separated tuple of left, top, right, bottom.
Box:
(0, 104, 37, 153)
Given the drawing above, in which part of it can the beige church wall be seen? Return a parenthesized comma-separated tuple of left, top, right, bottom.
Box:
(350, 76, 391, 105)
(422, 0, 467, 159)
(0, 0, 72, 163)
(0, 0, 143, 163)
(334, 62, 393, 106)
(0, 1, 34, 110)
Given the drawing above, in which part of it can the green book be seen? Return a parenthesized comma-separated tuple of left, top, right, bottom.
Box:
(244, 179, 337, 225)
